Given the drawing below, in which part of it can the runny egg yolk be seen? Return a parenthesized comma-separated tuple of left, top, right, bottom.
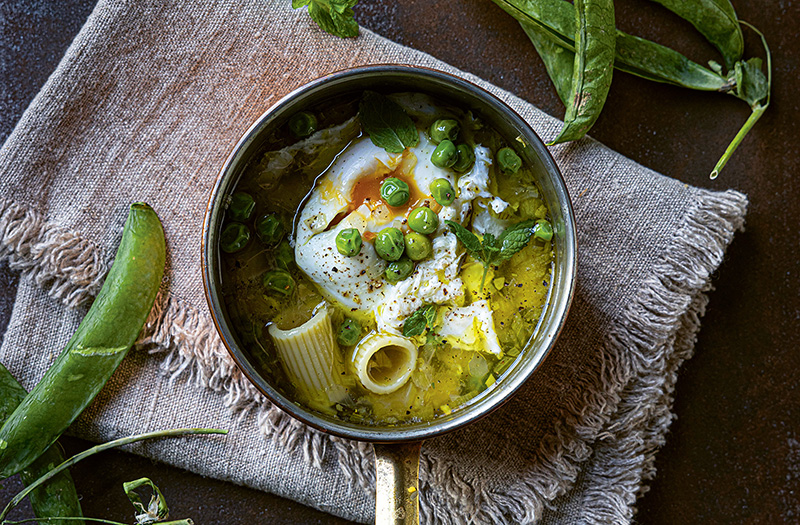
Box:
(337, 151, 442, 239)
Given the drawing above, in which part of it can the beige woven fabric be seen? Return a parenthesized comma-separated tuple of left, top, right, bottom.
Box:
(0, 0, 747, 523)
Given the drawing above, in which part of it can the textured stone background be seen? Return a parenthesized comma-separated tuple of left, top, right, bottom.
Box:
(1, 0, 798, 523)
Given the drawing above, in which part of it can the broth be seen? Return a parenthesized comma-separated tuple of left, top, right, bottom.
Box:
(218, 91, 554, 426)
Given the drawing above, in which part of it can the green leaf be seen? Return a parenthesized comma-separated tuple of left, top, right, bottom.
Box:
(710, 22, 771, 179)
(422, 304, 437, 327)
(445, 220, 483, 258)
(124, 477, 169, 525)
(403, 305, 436, 337)
(294, 0, 359, 39)
(358, 91, 419, 153)
(549, 0, 616, 144)
(496, 219, 537, 262)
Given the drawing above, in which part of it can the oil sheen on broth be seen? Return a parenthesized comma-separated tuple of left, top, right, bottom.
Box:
(218, 92, 554, 426)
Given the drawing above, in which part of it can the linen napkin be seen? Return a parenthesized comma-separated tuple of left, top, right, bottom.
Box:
(0, 0, 747, 523)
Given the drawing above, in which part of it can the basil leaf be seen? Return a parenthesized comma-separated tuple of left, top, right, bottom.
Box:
(445, 220, 484, 259)
(550, 0, 616, 144)
(403, 305, 436, 337)
(358, 91, 420, 153)
(496, 220, 537, 262)
(294, 0, 359, 39)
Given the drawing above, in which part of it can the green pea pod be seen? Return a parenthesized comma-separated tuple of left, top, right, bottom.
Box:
(648, 0, 743, 70)
(494, 0, 728, 91)
(0, 203, 166, 478)
(522, 22, 574, 106)
(0, 363, 84, 523)
(549, 0, 615, 144)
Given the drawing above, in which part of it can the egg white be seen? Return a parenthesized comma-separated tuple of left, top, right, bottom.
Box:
(294, 123, 509, 352)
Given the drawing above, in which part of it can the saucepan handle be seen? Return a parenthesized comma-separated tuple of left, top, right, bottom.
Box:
(373, 441, 422, 524)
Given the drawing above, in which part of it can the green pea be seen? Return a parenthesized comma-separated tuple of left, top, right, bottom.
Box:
(430, 119, 460, 144)
(407, 207, 438, 234)
(452, 144, 475, 173)
(431, 140, 458, 168)
(288, 111, 318, 138)
(374, 227, 405, 261)
(430, 178, 455, 206)
(385, 257, 414, 284)
(220, 222, 250, 253)
(380, 177, 410, 207)
(262, 269, 295, 297)
(255, 213, 284, 245)
(497, 147, 522, 174)
(533, 219, 554, 242)
(274, 239, 294, 271)
(229, 192, 255, 221)
(404, 232, 432, 261)
(337, 318, 362, 346)
(336, 228, 363, 256)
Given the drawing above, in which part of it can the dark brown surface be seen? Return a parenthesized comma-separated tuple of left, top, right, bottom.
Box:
(1, 0, 798, 523)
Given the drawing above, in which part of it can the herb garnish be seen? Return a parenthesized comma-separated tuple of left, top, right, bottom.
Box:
(292, 0, 359, 39)
(402, 304, 437, 337)
(446, 219, 539, 289)
(358, 91, 420, 153)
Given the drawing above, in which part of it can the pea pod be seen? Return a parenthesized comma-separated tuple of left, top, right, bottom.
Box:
(0, 202, 166, 478)
(493, 0, 728, 91)
(0, 363, 84, 523)
(522, 22, 574, 106)
(550, 0, 615, 144)
(648, 0, 743, 70)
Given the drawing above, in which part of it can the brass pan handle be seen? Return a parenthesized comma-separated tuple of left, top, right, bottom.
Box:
(373, 441, 422, 524)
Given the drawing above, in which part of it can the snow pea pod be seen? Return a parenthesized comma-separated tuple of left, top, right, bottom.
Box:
(648, 0, 743, 69)
(0, 363, 84, 523)
(550, 0, 616, 144)
(493, 0, 728, 91)
(522, 22, 574, 106)
(0, 203, 166, 478)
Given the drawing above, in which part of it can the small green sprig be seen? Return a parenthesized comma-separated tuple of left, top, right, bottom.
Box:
(402, 304, 437, 337)
(292, 0, 359, 38)
(445, 219, 541, 289)
(0, 428, 227, 523)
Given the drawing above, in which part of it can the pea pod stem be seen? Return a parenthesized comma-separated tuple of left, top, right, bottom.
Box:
(711, 21, 771, 179)
(0, 428, 227, 521)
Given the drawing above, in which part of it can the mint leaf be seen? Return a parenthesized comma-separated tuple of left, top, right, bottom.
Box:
(294, 0, 359, 39)
(358, 91, 419, 153)
(402, 305, 436, 337)
(445, 220, 483, 257)
(496, 219, 536, 262)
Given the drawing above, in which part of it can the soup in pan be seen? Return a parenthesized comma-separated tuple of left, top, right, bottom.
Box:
(218, 91, 554, 426)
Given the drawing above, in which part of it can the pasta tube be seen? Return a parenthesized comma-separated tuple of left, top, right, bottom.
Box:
(268, 307, 347, 405)
(352, 334, 418, 395)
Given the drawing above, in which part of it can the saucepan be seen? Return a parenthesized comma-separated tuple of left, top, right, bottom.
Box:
(202, 65, 576, 523)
